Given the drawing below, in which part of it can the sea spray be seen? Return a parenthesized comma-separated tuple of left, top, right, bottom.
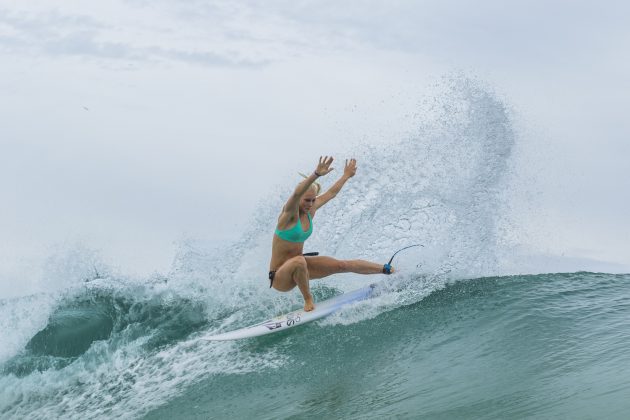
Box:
(2, 75, 523, 418)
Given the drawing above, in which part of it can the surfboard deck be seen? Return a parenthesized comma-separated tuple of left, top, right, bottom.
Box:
(202, 283, 377, 341)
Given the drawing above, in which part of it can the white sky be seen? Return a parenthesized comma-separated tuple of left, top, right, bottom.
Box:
(1, 0, 629, 284)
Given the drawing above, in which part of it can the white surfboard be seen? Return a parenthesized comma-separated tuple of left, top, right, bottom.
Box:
(202, 283, 377, 341)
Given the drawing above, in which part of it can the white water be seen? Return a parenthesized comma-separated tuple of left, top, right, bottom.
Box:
(1, 76, 587, 419)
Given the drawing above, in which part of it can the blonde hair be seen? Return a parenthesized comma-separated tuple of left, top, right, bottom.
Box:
(298, 172, 321, 195)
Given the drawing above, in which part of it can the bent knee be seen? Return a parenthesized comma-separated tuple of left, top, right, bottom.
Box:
(292, 256, 308, 270)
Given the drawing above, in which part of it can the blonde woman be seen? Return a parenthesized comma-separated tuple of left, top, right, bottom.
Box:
(269, 156, 393, 311)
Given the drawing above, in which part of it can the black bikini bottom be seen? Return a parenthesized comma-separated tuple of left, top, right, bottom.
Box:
(269, 252, 319, 288)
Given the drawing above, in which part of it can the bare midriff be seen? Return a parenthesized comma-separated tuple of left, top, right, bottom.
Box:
(269, 234, 305, 271)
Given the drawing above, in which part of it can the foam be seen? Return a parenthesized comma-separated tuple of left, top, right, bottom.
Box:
(1, 75, 522, 417)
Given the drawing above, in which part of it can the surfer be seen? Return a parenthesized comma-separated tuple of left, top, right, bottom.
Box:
(269, 156, 393, 312)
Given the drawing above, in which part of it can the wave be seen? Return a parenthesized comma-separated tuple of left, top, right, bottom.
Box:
(153, 272, 630, 419)
(2, 75, 601, 419)
(2, 281, 210, 377)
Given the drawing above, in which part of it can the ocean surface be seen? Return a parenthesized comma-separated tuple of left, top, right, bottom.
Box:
(2, 272, 629, 419)
(2, 79, 629, 419)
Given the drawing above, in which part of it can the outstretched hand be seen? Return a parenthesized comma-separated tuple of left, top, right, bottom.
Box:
(315, 156, 334, 176)
(344, 158, 357, 178)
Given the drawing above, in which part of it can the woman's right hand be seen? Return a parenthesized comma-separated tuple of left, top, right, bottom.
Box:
(315, 156, 334, 176)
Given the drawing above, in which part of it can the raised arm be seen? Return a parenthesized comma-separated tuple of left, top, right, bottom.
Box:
(314, 158, 357, 211)
(282, 156, 334, 212)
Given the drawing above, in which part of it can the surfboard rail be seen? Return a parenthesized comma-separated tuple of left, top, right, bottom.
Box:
(202, 283, 376, 341)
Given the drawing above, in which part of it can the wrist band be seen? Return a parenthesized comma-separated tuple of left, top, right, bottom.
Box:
(314, 171, 322, 177)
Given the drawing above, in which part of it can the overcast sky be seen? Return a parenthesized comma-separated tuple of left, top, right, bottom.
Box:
(1, 0, 629, 287)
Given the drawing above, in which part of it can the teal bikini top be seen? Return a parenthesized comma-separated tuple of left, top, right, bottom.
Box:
(275, 213, 313, 243)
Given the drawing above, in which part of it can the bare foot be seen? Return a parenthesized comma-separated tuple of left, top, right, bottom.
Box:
(304, 297, 315, 312)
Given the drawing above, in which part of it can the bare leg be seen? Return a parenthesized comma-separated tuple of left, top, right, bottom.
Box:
(306, 256, 393, 280)
(271, 256, 315, 311)
(292, 258, 315, 311)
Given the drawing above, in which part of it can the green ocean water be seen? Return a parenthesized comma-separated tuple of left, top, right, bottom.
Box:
(143, 272, 630, 420)
(3, 272, 628, 419)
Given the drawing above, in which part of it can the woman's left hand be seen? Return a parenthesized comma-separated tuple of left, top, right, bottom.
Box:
(344, 158, 357, 178)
